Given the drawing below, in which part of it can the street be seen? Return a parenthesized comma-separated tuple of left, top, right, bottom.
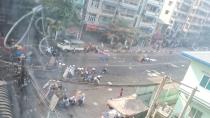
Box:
(24, 50, 189, 118)
(1, 0, 210, 117)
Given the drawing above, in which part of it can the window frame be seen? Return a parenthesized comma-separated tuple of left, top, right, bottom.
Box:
(189, 107, 202, 118)
(168, 1, 173, 6)
(200, 75, 210, 90)
(165, 10, 169, 14)
(88, 14, 97, 22)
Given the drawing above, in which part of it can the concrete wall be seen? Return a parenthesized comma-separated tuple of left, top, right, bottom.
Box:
(159, 0, 177, 25)
(173, 93, 210, 118)
(172, 60, 210, 117)
(182, 61, 210, 103)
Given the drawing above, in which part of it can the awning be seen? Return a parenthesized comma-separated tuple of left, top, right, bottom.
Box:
(107, 94, 148, 117)
(86, 24, 108, 32)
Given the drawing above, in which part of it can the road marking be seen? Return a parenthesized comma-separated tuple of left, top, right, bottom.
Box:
(161, 72, 165, 74)
(169, 63, 179, 68)
(83, 61, 186, 67)
(146, 69, 162, 77)
(108, 88, 112, 91)
(147, 73, 159, 77)
(146, 70, 151, 73)
(93, 102, 98, 106)
(107, 82, 112, 85)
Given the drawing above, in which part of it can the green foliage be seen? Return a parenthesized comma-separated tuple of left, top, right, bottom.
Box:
(41, 0, 80, 27)
(114, 18, 130, 28)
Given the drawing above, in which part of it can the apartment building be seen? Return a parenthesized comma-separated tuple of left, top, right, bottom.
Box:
(172, 51, 210, 118)
(84, 0, 163, 38)
(160, 0, 210, 46)
(135, 0, 163, 37)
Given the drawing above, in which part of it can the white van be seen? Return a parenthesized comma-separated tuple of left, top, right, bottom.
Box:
(57, 39, 85, 52)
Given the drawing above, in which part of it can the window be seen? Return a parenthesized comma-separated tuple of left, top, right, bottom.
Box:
(200, 75, 210, 90)
(99, 16, 112, 24)
(104, 5, 115, 11)
(126, 9, 136, 17)
(176, 3, 180, 8)
(124, 0, 139, 5)
(170, 20, 173, 24)
(165, 10, 169, 14)
(91, 0, 100, 8)
(189, 107, 202, 118)
(168, 1, 173, 6)
(88, 14, 96, 22)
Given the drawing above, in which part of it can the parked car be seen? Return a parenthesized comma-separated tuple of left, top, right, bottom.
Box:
(57, 39, 85, 52)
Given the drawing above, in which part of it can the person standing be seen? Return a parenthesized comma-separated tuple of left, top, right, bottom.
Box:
(119, 88, 123, 97)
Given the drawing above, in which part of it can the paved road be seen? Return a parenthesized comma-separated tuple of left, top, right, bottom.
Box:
(23, 50, 190, 118)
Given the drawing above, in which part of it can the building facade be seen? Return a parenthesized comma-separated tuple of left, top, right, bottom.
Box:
(84, 0, 163, 39)
(160, 0, 210, 47)
(172, 51, 210, 118)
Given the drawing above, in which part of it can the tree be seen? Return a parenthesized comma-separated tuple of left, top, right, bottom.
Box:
(41, 0, 80, 28)
(103, 18, 141, 49)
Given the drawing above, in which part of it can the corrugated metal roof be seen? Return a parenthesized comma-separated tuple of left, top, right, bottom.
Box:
(182, 51, 210, 67)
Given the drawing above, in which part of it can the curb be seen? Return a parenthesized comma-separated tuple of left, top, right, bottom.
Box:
(62, 80, 162, 87)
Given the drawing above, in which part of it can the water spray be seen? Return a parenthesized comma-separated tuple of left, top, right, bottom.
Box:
(4, 5, 43, 49)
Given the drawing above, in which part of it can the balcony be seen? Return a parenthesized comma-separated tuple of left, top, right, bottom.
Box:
(139, 21, 155, 28)
(121, 2, 139, 11)
(102, 8, 115, 14)
(175, 18, 186, 23)
(120, 13, 135, 19)
(192, 14, 206, 19)
(175, 10, 188, 16)
(102, 0, 118, 5)
(202, 0, 210, 6)
(144, 11, 158, 18)
(147, 0, 163, 7)
(203, 23, 210, 28)
(101, 2, 116, 15)
(138, 26, 154, 35)
(124, 0, 139, 6)
(180, 0, 191, 7)
(197, 6, 209, 14)
(191, 21, 201, 26)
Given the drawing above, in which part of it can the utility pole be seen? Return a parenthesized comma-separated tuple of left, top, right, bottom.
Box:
(145, 76, 168, 118)
(112, 0, 121, 24)
(79, 0, 89, 40)
(178, 87, 197, 118)
(78, 20, 85, 40)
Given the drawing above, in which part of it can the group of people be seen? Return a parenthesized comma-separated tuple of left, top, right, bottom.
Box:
(42, 80, 63, 99)
(62, 65, 76, 79)
(76, 66, 108, 85)
(45, 46, 58, 56)
(42, 80, 86, 109)
(62, 64, 108, 84)
(61, 93, 86, 108)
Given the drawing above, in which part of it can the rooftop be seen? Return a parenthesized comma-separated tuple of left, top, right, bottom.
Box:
(182, 51, 210, 67)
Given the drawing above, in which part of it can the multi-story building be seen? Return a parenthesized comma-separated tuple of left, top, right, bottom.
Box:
(159, 0, 210, 47)
(135, 0, 163, 37)
(84, 0, 163, 40)
(172, 51, 210, 118)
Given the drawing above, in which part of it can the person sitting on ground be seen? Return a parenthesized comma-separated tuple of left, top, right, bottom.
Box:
(93, 75, 102, 85)
(63, 96, 70, 108)
(102, 67, 108, 74)
(69, 96, 76, 105)
(91, 67, 96, 74)
(78, 93, 85, 106)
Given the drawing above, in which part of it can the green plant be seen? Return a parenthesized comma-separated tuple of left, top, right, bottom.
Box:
(41, 0, 80, 27)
